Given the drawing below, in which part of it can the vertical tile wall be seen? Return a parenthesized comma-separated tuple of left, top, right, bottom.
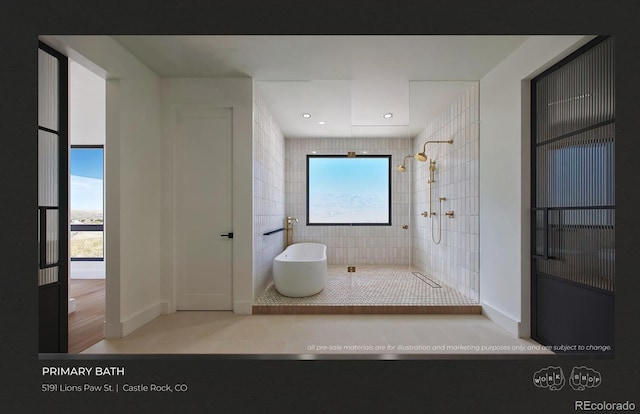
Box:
(285, 138, 412, 266)
(412, 83, 480, 302)
(253, 89, 286, 297)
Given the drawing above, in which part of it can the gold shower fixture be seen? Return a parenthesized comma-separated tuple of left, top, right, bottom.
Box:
(428, 160, 436, 183)
(396, 155, 414, 172)
(414, 138, 454, 162)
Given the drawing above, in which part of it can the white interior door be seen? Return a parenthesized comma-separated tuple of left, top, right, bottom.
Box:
(175, 107, 233, 310)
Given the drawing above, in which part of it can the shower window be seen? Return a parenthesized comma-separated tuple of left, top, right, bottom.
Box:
(306, 155, 391, 225)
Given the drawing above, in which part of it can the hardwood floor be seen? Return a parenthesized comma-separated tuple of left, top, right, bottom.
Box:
(68, 279, 105, 354)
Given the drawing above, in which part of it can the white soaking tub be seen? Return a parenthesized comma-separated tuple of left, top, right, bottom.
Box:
(273, 243, 327, 297)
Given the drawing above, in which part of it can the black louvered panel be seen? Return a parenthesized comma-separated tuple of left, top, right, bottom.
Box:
(38, 41, 69, 353)
(535, 38, 614, 145)
(533, 36, 615, 293)
(536, 208, 614, 292)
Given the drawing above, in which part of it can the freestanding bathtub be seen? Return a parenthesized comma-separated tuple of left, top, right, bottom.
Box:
(273, 243, 327, 297)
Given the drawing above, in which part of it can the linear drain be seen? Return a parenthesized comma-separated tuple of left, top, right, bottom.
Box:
(412, 272, 442, 288)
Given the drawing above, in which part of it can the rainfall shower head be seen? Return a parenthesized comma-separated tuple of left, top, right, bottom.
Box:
(414, 152, 428, 162)
(415, 138, 454, 162)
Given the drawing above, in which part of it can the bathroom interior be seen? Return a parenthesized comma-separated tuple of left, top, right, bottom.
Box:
(38, 34, 614, 354)
(252, 79, 481, 314)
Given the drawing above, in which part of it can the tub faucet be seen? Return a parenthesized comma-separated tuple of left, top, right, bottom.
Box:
(285, 217, 298, 247)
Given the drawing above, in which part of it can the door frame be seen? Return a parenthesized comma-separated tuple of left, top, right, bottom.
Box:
(38, 40, 69, 353)
(530, 35, 615, 352)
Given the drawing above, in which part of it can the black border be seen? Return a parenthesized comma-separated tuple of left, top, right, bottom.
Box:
(306, 154, 392, 226)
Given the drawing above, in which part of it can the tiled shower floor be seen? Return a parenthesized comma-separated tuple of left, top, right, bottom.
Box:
(253, 265, 480, 314)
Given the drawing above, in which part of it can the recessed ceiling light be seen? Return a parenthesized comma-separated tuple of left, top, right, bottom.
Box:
(302, 113, 312, 119)
(312, 151, 317, 154)
(318, 121, 326, 125)
(383, 113, 394, 119)
(362, 151, 368, 154)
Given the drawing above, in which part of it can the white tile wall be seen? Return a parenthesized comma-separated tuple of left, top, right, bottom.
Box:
(411, 83, 480, 302)
(285, 138, 412, 265)
(255, 84, 479, 302)
(253, 89, 286, 297)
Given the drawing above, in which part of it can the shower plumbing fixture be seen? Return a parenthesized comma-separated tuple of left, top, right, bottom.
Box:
(430, 197, 448, 245)
(396, 155, 414, 172)
(428, 160, 436, 183)
(285, 216, 298, 247)
(397, 137, 453, 173)
(414, 138, 454, 162)
(425, 160, 440, 217)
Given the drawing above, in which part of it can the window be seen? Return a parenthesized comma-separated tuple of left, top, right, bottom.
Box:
(70, 145, 104, 260)
(306, 155, 391, 225)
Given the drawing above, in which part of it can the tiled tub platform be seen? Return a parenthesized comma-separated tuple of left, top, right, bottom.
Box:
(253, 266, 481, 315)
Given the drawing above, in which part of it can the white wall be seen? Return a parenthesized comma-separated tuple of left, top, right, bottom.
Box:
(160, 78, 254, 314)
(479, 35, 592, 337)
(69, 60, 106, 280)
(253, 88, 286, 298)
(69, 60, 105, 146)
(412, 83, 480, 302)
(40, 36, 164, 337)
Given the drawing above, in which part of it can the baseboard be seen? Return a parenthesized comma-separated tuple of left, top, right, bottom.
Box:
(68, 298, 76, 313)
(234, 301, 253, 315)
(160, 301, 173, 315)
(121, 302, 162, 337)
(104, 320, 122, 339)
(481, 301, 521, 337)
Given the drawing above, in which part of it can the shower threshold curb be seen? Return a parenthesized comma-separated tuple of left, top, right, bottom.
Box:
(252, 305, 482, 315)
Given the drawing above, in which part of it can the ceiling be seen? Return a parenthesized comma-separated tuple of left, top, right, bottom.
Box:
(114, 35, 529, 138)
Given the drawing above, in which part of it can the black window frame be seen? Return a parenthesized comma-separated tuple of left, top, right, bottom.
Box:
(306, 154, 392, 226)
(69, 144, 104, 262)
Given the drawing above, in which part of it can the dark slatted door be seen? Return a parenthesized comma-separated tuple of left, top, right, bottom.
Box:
(531, 36, 615, 353)
(38, 41, 68, 353)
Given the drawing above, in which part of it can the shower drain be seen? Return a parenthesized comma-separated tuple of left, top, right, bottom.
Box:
(411, 272, 442, 288)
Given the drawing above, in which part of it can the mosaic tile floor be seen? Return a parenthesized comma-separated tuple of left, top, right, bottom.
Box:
(254, 265, 478, 306)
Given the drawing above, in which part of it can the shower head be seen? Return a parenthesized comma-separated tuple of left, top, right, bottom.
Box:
(414, 152, 428, 162)
(415, 138, 454, 163)
(396, 155, 413, 173)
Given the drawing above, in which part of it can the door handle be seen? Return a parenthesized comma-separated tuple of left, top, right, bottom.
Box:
(220, 232, 234, 239)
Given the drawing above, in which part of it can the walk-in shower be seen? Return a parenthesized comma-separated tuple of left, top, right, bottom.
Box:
(254, 79, 480, 312)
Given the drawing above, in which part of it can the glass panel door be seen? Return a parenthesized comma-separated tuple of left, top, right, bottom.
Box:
(38, 41, 68, 353)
